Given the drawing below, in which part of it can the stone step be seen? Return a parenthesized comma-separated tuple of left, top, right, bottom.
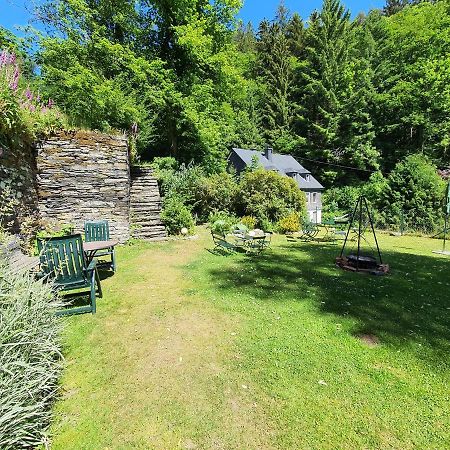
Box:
(130, 202, 161, 208)
(131, 219, 165, 227)
(130, 180, 159, 186)
(130, 192, 161, 202)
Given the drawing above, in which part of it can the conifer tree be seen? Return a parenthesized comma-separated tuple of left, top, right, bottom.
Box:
(256, 4, 300, 152)
(296, 0, 378, 184)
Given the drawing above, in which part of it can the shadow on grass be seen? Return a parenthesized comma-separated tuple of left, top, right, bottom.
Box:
(208, 242, 450, 365)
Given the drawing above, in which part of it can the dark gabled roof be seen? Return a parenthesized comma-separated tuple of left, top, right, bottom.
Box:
(231, 148, 324, 190)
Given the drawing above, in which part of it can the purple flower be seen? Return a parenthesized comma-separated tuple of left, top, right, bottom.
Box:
(41, 106, 48, 113)
(47, 98, 54, 108)
(25, 86, 33, 101)
(0, 50, 7, 67)
(131, 122, 138, 134)
(10, 79, 18, 91)
(29, 104, 36, 112)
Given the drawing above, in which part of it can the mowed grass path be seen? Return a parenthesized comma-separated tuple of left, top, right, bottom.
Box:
(51, 229, 449, 449)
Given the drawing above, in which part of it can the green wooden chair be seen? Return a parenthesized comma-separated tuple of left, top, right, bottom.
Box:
(84, 220, 116, 272)
(211, 231, 236, 254)
(37, 234, 102, 316)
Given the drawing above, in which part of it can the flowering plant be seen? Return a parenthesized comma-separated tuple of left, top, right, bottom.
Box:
(0, 49, 65, 148)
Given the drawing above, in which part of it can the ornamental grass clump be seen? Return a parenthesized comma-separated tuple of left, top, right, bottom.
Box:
(0, 261, 63, 449)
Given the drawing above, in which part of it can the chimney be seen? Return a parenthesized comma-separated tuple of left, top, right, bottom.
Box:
(265, 146, 273, 162)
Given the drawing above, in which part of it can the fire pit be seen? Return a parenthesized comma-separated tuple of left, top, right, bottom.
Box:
(335, 255, 389, 275)
(336, 196, 390, 275)
(346, 254, 378, 270)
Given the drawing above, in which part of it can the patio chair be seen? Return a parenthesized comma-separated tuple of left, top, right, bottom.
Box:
(299, 221, 320, 241)
(37, 234, 102, 315)
(211, 231, 236, 254)
(85, 220, 116, 272)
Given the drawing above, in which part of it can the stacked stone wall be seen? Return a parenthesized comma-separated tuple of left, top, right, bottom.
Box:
(0, 143, 39, 236)
(37, 131, 130, 242)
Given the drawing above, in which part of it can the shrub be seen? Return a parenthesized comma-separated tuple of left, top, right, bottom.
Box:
(194, 172, 238, 222)
(161, 196, 195, 235)
(277, 213, 301, 234)
(158, 163, 205, 207)
(208, 211, 238, 234)
(237, 169, 307, 226)
(380, 155, 445, 232)
(0, 262, 63, 448)
(240, 215, 257, 230)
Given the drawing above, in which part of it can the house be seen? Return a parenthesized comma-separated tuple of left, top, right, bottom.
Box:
(229, 147, 325, 223)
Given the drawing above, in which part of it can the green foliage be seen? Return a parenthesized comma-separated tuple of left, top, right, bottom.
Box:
(240, 215, 257, 230)
(0, 48, 65, 153)
(159, 163, 205, 207)
(380, 154, 445, 232)
(237, 168, 306, 226)
(208, 211, 238, 234)
(0, 261, 62, 448)
(277, 212, 301, 234)
(161, 196, 195, 235)
(195, 172, 238, 222)
(323, 185, 362, 216)
(295, 0, 378, 184)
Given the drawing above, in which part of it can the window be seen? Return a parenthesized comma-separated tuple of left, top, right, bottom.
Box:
(312, 193, 317, 203)
(303, 174, 310, 182)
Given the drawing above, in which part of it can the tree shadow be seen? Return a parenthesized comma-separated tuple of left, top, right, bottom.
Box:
(207, 242, 450, 367)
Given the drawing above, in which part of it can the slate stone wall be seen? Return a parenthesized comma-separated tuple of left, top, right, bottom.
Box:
(0, 143, 39, 236)
(37, 131, 131, 242)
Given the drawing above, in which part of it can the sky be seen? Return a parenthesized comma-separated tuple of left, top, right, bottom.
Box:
(0, 0, 386, 36)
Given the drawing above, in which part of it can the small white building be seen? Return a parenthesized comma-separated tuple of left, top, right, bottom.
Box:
(229, 147, 324, 223)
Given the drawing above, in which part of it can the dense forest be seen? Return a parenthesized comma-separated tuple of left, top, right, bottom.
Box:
(0, 0, 449, 184)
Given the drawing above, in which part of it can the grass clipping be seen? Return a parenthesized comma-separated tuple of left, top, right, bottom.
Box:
(0, 262, 63, 449)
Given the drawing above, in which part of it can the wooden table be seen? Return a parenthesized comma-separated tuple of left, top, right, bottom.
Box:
(83, 240, 119, 264)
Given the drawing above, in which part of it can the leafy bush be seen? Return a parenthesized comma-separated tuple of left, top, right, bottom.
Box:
(0, 262, 62, 448)
(195, 172, 238, 222)
(237, 169, 306, 226)
(240, 215, 257, 230)
(158, 163, 205, 207)
(208, 211, 238, 234)
(379, 155, 445, 232)
(161, 196, 195, 235)
(277, 213, 301, 234)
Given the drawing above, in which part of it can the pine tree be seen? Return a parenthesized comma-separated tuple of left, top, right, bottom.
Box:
(256, 4, 300, 152)
(296, 0, 378, 184)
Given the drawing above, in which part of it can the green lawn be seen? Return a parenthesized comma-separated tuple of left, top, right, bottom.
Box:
(51, 228, 449, 449)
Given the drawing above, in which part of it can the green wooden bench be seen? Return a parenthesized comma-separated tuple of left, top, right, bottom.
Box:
(37, 234, 102, 316)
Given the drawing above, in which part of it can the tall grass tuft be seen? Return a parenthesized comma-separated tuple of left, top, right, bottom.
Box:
(0, 262, 63, 448)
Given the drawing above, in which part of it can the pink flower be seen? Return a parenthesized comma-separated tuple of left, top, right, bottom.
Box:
(0, 50, 7, 67)
(47, 98, 54, 108)
(25, 86, 33, 101)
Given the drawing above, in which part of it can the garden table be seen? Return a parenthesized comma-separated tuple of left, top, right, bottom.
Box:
(83, 239, 119, 265)
(241, 233, 271, 254)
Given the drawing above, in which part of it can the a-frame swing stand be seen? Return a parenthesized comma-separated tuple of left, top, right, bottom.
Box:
(432, 214, 450, 255)
(432, 181, 450, 256)
(335, 196, 389, 275)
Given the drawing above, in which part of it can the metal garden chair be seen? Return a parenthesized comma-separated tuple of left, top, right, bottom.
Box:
(84, 220, 116, 272)
(37, 234, 102, 315)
